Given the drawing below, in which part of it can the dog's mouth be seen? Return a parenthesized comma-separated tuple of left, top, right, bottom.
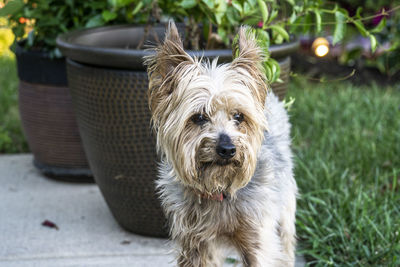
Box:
(195, 158, 245, 199)
(216, 159, 233, 166)
(201, 159, 241, 168)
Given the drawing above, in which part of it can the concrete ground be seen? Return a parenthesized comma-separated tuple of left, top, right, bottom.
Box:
(0, 154, 305, 267)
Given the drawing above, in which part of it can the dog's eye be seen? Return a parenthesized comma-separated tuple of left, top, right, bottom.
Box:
(233, 113, 244, 124)
(191, 113, 208, 125)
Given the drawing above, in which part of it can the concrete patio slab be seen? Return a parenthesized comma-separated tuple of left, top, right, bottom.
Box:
(0, 154, 305, 267)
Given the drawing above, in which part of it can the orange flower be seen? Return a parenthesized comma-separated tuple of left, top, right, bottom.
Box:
(19, 17, 27, 24)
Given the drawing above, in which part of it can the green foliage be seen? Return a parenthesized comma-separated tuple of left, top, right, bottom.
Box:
(333, 10, 347, 45)
(337, 1, 400, 77)
(159, 0, 381, 82)
(1, 0, 387, 79)
(0, 0, 155, 57)
(290, 77, 400, 266)
(0, 56, 28, 153)
(0, 18, 15, 57)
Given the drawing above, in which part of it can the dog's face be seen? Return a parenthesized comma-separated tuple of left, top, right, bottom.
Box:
(146, 23, 268, 197)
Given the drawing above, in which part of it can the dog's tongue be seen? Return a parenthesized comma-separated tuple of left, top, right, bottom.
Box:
(202, 192, 224, 202)
(212, 192, 224, 202)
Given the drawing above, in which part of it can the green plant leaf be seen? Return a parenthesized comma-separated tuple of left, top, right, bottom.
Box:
(264, 58, 280, 83)
(231, 0, 242, 13)
(202, 0, 214, 9)
(65, 0, 74, 8)
(102, 10, 117, 22)
(216, 0, 227, 14)
(215, 13, 222, 25)
(301, 13, 312, 34)
(131, 1, 143, 16)
(12, 25, 24, 39)
(243, 2, 251, 14)
(264, 62, 272, 81)
(180, 0, 197, 9)
(369, 34, 377, 53)
(214, 0, 227, 26)
(286, 0, 295, 6)
(269, 25, 289, 41)
(256, 29, 270, 50)
(333, 11, 346, 45)
(271, 58, 280, 82)
(243, 17, 261, 26)
(267, 9, 278, 24)
(257, 0, 269, 23)
(353, 20, 368, 37)
(314, 10, 321, 33)
(355, 7, 363, 19)
(226, 7, 238, 26)
(110, 0, 136, 8)
(289, 11, 297, 24)
(108, 0, 118, 8)
(217, 27, 229, 45)
(247, 0, 258, 8)
(85, 14, 105, 28)
(371, 17, 386, 33)
(59, 24, 68, 33)
(0, 0, 24, 17)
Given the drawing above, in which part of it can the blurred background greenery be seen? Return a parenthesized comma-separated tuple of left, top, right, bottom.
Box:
(0, 17, 13, 57)
(0, 16, 28, 153)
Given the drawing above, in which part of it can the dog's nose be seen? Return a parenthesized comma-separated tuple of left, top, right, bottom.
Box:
(216, 134, 236, 159)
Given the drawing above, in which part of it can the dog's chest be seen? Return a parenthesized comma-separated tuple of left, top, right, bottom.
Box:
(189, 191, 266, 233)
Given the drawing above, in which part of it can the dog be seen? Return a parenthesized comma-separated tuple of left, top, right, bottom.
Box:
(145, 22, 298, 267)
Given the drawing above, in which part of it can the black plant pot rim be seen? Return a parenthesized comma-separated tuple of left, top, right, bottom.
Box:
(15, 41, 52, 59)
(15, 41, 68, 85)
(57, 24, 299, 71)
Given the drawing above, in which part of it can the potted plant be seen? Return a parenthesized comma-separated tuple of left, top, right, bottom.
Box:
(56, 0, 377, 236)
(0, 0, 120, 180)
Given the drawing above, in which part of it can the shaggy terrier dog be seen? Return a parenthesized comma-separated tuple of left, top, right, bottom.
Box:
(145, 22, 298, 267)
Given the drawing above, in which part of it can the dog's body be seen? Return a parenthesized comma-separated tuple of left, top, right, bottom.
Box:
(145, 22, 297, 267)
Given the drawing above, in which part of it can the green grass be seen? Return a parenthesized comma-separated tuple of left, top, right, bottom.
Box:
(0, 56, 28, 153)
(289, 78, 400, 266)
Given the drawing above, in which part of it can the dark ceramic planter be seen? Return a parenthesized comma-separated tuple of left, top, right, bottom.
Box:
(15, 43, 92, 182)
(57, 25, 298, 99)
(57, 24, 299, 237)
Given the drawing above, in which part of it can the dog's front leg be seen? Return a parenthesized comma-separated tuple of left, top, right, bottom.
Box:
(233, 219, 284, 267)
(232, 226, 262, 267)
(177, 239, 221, 267)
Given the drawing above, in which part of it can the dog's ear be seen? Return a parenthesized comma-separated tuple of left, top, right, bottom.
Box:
(150, 21, 191, 78)
(231, 27, 268, 106)
(145, 21, 193, 121)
